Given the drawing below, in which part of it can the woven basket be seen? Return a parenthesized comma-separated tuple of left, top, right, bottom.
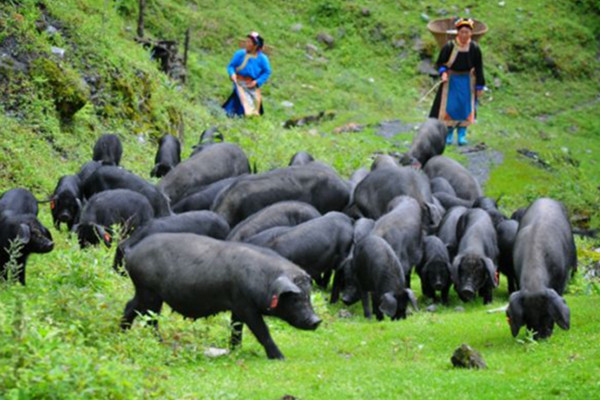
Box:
(427, 18, 488, 48)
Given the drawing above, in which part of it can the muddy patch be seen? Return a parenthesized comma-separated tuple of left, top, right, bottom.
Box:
(459, 143, 504, 186)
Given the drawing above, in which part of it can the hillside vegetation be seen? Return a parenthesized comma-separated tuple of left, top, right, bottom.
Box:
(0, 0, 599, 398)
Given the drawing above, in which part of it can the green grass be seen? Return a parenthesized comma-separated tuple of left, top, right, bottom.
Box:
(1, 0, 600, 398)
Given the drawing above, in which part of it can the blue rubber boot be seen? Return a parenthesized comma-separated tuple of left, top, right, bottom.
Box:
(457, 127, 468, 146)
(446, 127, 454, 145)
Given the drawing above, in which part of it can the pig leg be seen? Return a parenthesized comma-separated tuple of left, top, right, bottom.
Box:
(230, 312, 244, 349)
(329, 269, 343, 304)
(441, 285, 450, 305)
(479, 285, 493, 305)
(239, 309, 284, 359)
(371, 292, 384, 321)
(360, 292, 371, 319)
(121, 288, 163, 332)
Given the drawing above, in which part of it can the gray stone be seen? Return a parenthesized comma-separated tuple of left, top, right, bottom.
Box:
(375, 120, 418, 139)
(316, 33, 335, 49)
(454, 306, 465, 312)
(393, 38, 406, 49)
(418, 59, 438, 77)
(51, 46, 65, 58)
(426, 304, 438, 313)
(361, 7, 371, 17)
(291, 23, 303, 32)
(204, 347, 229, 358)
(420, 13, 430, 22)
(281, 101, 294, 108)
(306, 43, 319, 54)
(46, 25, 59, 35)
(338, 309, 353, 318)
(451, 344, 487, 369)
(494, 77, 502, 88)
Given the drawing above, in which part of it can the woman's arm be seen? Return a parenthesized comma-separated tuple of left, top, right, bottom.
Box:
(254, 54, 272, 87)
(473, 45, 485, 91)
(227, 50, 245, 78)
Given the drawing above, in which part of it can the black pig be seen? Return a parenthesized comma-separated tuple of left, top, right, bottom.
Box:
(122, 233, 321, 359)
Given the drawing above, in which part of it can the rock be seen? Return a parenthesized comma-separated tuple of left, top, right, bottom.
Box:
(46, 25, 59, 35)
(454, 306, 465, 312)
(338, 309, 353, 318)
(291, 23, 303, 32)
(316, 33, 335, 49)
(418, 59, 438, 77)
(306, 43, 319, 55)
(451, 344, 487, 369)
(204, 347, 229, 358)
(281, 101, 294, 108)
(333, 122, 364, 134)
(437, 8, 449, 16)
(426, 304, 438, 313)
(393, 38, 406, 49)
(361, 7, 371, 17)
(51, 46, 65, 58)
(420, 13, 430, 22)
(493, 77, 501, 89)
(375, 120, 418, 139)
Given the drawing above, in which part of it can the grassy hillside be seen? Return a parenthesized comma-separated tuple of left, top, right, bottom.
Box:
(1, 0, 599, 398)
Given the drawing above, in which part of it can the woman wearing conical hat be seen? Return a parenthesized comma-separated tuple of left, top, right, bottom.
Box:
(429, 18, 486, 146)
(222, 31, 272, 117)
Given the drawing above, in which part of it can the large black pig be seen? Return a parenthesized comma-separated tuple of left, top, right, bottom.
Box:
(0, 212, 54, 285)
(506, 198, 576, 339)
(399, 118, 447, 168)
(370, 196, 424, 288)
(50, 175, 82, 231)
(122, 233, 321, 359)
(342, 234, 418, 320)
(150, 134, 181, 178)
(416, 235, 452, 304)
(76, 189, 154, 248)
(451, 208, 499, 304)
(93, 134, 123, 166)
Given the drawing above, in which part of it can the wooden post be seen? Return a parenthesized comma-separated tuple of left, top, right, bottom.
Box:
(183, 28, 190, 83)
(137, 0, 146, 38)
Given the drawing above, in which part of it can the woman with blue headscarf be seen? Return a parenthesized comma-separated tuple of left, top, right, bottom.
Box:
(223, 32, 272, 117)
(429, 18, 486, 146)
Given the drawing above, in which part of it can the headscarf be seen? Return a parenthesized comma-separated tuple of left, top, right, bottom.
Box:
(247, 31, 265, 49)
(455, 18, 474, 30)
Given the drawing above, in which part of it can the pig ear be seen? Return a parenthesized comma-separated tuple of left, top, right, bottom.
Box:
(404, 288, 419, 311)
(547, 289, 570, 331)
(449, 255, 461, 286)
(94, 225, 112, 247)
(379, 292, 397, 318)
(507, 291, 524, 337)
(18, 224, 31, 244)
(483, 257, 498, 288)
(271, 276, 302, 297)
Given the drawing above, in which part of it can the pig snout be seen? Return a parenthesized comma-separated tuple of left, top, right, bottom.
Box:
(433, 280, 444, 291)
(58, 212, 72, 222)
(459, 287, 475, 301)
(305, 315, 322, 330)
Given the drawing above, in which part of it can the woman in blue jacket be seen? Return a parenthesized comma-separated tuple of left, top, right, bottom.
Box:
(223, 32, 272, 117)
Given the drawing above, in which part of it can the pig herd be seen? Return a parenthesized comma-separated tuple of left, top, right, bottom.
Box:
(0, 121, 578, 359)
